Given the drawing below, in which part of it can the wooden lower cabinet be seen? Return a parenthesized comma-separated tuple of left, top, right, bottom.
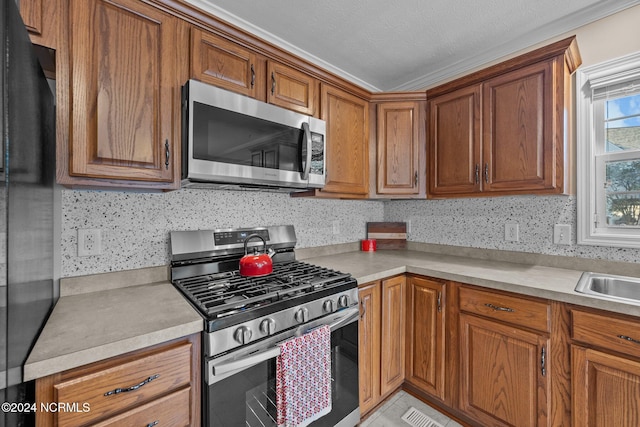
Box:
(405, 275, 446, 402)
(35, 334, 200, 427)
(358, 276, 405, 415)
(457, 286, 552, 426)
(459, 312, 550, 427)
(571, 308, 640, 427)
(358, 281, 381, 415)
(359, 274, 640, 426)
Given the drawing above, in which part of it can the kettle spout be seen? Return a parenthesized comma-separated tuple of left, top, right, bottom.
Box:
(267, 247, 276, 258)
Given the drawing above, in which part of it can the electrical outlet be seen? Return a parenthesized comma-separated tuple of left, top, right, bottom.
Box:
(332, 220, 340, 235)
(553, 224, 571, 245)
(78, 228, 102, 256)
(505, 223, 519, 242)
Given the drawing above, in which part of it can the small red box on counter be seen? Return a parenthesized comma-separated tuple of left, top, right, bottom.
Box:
(361, 239, 377, 252)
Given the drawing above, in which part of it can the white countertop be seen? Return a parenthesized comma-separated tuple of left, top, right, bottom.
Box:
(23, 281, 203, 381)
(301, 249, 640, 316)
(23, 248, 640, 382)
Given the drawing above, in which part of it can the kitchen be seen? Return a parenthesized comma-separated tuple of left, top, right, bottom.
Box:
(3, 0, 640, 426)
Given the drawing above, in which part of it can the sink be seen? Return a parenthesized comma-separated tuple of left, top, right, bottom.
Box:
(575, 272, 640, 305)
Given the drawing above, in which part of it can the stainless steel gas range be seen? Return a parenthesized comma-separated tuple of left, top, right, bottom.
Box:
(170, 225, 360, 427)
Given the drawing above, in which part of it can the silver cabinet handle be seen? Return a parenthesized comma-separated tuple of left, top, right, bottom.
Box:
(250, 64, 255, 88)
(104, 374, 160, 396)
(271, 71, 276, 95)
(164, 140, 170, 170)
(414, 171, 418, 186)
(475, 164, 479, 184)
(618, 335, 640, 345)
(485, 303, 514, 312)
(484, 163, 489, 183)
(541, 346, 546, 376)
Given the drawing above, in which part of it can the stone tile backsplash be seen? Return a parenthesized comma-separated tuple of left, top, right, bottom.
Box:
(61, 190, 640, 278)
(61, 188, 384, 277)
(385, 195, 640, 263)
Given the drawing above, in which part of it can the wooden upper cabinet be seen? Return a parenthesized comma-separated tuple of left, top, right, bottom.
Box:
(376, 101, 421, 195)
(19, 0, 59, 49)
(61, 0, 184, 188)
(320, 84, 369, 196)
(190, 28, 259, 98)
(267, 61, 318, 116)
(429, 86, 481, 196)
(427, 36, 581, 199)
(483, 60, 556, 192)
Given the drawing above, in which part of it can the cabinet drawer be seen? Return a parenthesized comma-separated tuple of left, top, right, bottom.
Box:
(54, 342, 192, 427)
(572, 309, 640, 357)
(459, 286, 550, 332)
(93, 387, 191, 427)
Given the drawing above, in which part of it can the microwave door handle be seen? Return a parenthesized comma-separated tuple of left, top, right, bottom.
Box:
(301, 122, 312, 180)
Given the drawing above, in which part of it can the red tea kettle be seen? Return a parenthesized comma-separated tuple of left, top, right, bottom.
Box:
(239, 234, 274, 277)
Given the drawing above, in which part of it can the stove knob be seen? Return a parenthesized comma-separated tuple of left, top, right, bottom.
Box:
(259, 318, 276, 335)
(294, 307, 309, 323)
(323, 300, 335, 313)
(338, 295, 350, 308)
(233, 326, 252, 345)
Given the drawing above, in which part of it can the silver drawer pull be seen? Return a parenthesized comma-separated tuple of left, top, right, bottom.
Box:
(485, 303, 514, 313)
(147, 422, 159, 427)
(618, 335, 640, 345)
(104, 374, 160, 396)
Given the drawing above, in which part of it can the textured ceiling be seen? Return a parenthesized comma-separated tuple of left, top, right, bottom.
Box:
(186, 0, 640, 91)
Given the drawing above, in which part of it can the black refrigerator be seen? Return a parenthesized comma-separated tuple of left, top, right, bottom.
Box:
(1, 0, 57, 426)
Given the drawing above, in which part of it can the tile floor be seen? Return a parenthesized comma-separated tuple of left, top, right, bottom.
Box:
(360, 391, 464, 427)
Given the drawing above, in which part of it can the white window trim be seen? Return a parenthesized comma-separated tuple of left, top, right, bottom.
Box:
(576, 52, 640, 248)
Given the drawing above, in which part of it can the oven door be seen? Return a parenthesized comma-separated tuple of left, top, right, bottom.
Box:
(204, 307, 360, 427)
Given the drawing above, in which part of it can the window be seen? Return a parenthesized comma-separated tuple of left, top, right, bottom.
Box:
(577, 52, 640, 247)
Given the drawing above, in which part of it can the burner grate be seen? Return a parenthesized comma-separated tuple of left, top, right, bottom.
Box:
(172, 260, 352, 319)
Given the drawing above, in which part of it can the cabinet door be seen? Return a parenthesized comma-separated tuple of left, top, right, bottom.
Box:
(267, 61, 317, 116)
(380, 276, 405, 396)
(428, 85, 481, 197)
(358, 282, 381, 415)
(191, 28, 258, 98)
(482, 60, 556, 192)
(405, 276, 446, 401)
(377, 102, 420, 195)
(67, 0, 179, 185)
(459, 313, 550, 427)
(19, 0, 43, 36)
(321, 84, 369, 196)
(572, 345, 640, 427)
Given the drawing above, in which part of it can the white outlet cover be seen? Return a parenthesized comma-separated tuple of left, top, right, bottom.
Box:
(554, 224, 571, 245)
(505, 223, 519, 242)
(78, 228, 102, 256)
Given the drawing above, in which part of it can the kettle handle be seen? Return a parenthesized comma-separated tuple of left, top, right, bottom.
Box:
(243, 234, 267, 255)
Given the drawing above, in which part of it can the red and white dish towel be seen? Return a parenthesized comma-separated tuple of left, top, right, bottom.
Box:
(276, 325, 332, 427)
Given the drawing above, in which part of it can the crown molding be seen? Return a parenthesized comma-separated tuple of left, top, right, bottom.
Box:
(185, 0, 639, 93)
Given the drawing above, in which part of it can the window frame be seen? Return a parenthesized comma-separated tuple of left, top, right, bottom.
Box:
(576, 52, 640, 248)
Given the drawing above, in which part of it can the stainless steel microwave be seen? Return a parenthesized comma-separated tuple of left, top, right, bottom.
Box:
(181, 79, 326, 190)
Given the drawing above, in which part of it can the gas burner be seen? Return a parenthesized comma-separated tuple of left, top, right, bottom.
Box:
(170, 226, 357, 335)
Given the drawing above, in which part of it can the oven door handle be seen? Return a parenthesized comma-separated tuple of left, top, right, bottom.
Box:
(210, 307, 359, 381)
